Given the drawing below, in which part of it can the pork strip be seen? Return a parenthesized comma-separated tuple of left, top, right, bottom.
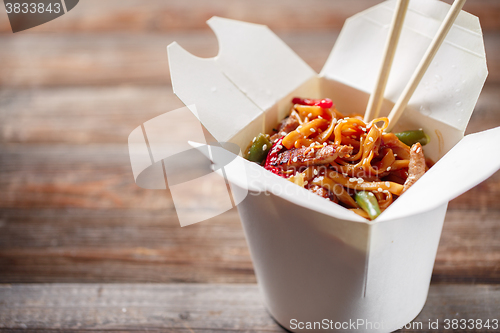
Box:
(402, 142, 426, 193)
(270, 144, 353, 169)
(270, 116, 300, 142)
(309, 185, 338, 203)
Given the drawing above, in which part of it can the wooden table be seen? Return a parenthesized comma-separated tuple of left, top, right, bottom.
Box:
(0, 1, 499, 331)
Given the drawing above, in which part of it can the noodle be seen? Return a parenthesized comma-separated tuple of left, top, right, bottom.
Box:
(245, 97, 429, 220)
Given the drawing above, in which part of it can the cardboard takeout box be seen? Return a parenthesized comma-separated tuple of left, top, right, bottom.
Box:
(130, 0, 500, 332)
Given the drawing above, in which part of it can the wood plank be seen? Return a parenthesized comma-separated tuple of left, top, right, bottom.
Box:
(1, 31, 499, 87)
(1, 83, 499, 144)
(0, 207, 255, 283)
(434, 210, 500, 283)
(0, 144, 173, 210)
(0, 208, 498, 283)
(0, 31, 335, 87)
(1, 135, 499, 211)
(0, 0, 499, 33)
(0, 87, 186, 144)
(0, 283, 498, 332)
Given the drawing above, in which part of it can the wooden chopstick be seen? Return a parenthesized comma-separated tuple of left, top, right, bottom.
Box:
(386, 0, 467, 132)
(364, 0, 409, 123)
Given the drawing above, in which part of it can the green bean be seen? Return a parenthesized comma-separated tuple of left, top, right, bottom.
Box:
(245, 133, 271, 163)
(355, 191, 381, 220)
(394, 129, 430, 146)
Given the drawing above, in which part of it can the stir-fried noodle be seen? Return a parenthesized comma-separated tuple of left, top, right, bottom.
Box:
(245, 97, 430, 220)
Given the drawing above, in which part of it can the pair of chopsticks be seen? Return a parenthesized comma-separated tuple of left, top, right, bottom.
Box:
(363, 0, 467, 131)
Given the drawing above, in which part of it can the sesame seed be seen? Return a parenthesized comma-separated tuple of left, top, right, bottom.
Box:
(252, 137, 256, 142)
(292, 157, 298, 162)
(361, 127, 366, 132)
(349, 178, 357, 182)
(383, 190, 390, 194)
(308, 113, 313, 118)
(386, 166, 391, 171)
(343, 173, 348, 177)
(378, 188, 383, 192)
(368, 137, 374, 142)
(394, 154, 397, 157)
(313, 169, 318, 175)
(357, 178, 364, 184)
(385, 181, 391, 187)
(304, 181, 308, 185)
(262, 144, 268, 151)
(310, 128, 316, 133)
(318, 115, 323, 119)
(276, 144, 282, 150)
(310, 143, 315, 147)
(416, 147, 422, 153)
(311, 149, 315, 153)
(281, 131, 287, 136)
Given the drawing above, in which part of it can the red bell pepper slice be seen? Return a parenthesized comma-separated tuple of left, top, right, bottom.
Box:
(292, 97, 333, 109)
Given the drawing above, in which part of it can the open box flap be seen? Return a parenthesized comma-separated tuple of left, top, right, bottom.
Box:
(165, 0, 495, 224)
(379, 126, 500, 221)
(318, 0, 489, 221)
(189, 141, 367, 222)
(321, 0, 487, 134)
(168, 17, 316, 147)
(207, 17, 316, 111)
(168, 42, 263, 145)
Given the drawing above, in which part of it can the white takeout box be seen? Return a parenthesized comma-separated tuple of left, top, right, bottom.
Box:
(131, 0, 500, 332)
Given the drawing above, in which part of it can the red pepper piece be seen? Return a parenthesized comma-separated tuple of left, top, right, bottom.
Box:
(264, 138, 289, 178)
(292, 97, 333, 109)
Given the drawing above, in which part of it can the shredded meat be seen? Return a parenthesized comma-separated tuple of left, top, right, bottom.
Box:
(309, 185, 338, 203)
(270, 116, 299, 142)
(270, 144, 353, 169)
(402, 142, 426, 193)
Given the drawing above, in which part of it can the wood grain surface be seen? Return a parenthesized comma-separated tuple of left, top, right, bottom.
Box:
(0, 284, 499, 332)
(0, 0, 499, 33)
(0, 85, 498, 283)
(1, 32, 500, 87)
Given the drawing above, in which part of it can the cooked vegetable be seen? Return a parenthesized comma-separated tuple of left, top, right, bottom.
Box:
(394, 129, 430, 146)
(355, 191, 382, 220)
(246, 96, 430, 220)
(292, 97, 333, 109)
(245, 133, 271, 163)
